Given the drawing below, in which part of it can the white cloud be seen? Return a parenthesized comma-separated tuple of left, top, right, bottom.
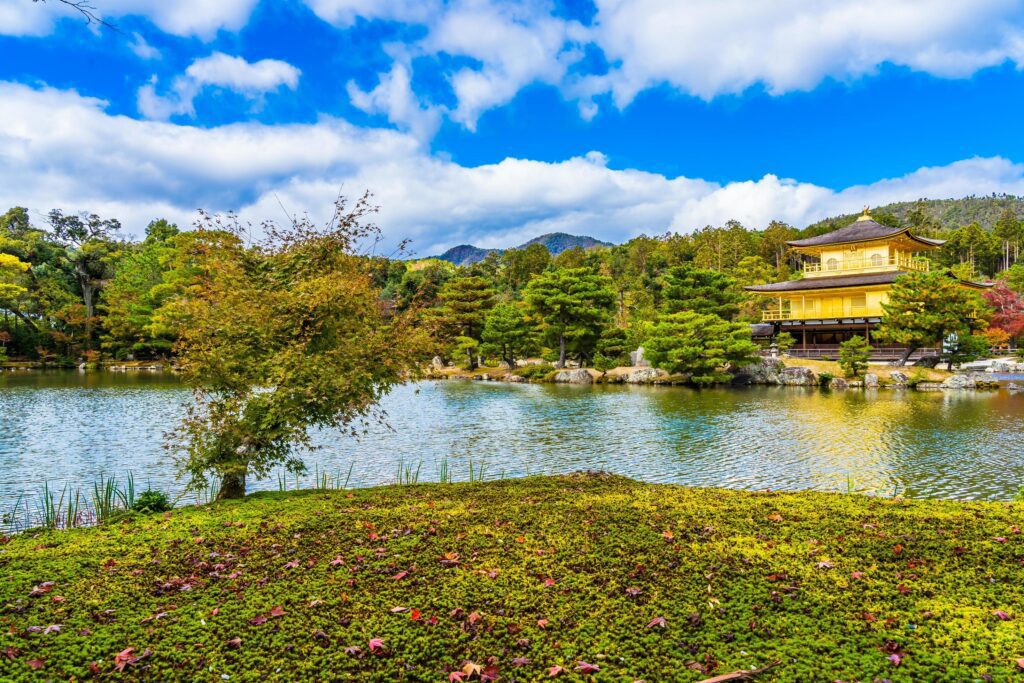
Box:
(304, 0, 441, 27)
(346, 62, 443, 141)
(129, 32, 160, 60)
(138, 53, 301, 120)
(0, 0, 258, 39)
(320, 0, 1024, 131)
(585, 0, 1024, 106)
(5, 82, 1024, 256)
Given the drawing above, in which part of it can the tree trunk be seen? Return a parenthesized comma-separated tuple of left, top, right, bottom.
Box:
(896, 346, 916, 367)
(217, 472, 246, 500)
(558, 333, 566, 368)
(466, 346, 477, 370)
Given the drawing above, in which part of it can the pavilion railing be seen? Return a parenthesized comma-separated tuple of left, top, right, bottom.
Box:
(803, 255, 930, 276)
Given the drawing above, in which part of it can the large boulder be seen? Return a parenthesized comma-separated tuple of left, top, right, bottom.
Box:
(941, 373, 975, 390)
(780, 366, 817, 386)
(1007, 382, 1022, 393)
(553, 369, 593, 384)
(624, 367, 669, 384)
(829, 377, 849, 390)
(629, 347, 650, 367)
(503, 373, 526, 383)
(863, 373, 879, 388)
(733, 358, 785, 385)
(431, 356, 446, 370)
(889, 371, 909, 386)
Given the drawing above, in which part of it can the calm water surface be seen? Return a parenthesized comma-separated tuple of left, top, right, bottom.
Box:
(1, 371, 1023, 513)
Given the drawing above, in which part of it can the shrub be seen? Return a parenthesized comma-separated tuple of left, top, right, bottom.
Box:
(775, 332, 796, 353)
(512, 363, 554, 380)
(818, 371, 834, 387)
(838, 336, 871, 378)
(131, 489, 172, 514)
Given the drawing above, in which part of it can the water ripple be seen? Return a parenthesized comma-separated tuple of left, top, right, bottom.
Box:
(1, 373, 1023, 514)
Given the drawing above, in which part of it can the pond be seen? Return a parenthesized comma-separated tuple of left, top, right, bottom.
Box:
(1, 371, 1023, 524)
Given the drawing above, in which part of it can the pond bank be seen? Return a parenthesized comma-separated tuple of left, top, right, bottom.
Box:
(426, 356, 1022, 392)
(1, 474, 1021, 681)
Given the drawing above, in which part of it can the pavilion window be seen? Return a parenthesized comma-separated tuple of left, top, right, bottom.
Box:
(825, 257, 838, 271)
(870, 253, 883, 267)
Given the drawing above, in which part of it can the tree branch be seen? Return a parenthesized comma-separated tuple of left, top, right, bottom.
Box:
(33, 0, 118, 31)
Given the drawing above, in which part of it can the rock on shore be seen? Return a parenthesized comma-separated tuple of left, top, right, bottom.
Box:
(553, 368, 593, 384)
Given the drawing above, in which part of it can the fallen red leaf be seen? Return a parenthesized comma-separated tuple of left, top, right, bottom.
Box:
(269, 605, 286, 617)
(537, 619, 549, 629)
(226, 637, 242, 649)
(547, 665, 564, 677)
(646, 616, 667, 629)
(576, 661, 600, 673)
(392, 571, 409, 581)
(27, 658, 45, 670)
(410, 609, 421, 621)
(368, 638, 385, 654)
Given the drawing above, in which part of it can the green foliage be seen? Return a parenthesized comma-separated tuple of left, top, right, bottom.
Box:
(876, 271, 990, 364)
(595, 326, 629, 366)
(644, 311, 759, 384)
(165, 195, 430, 499)
(511, 362, 554, 380)
(431, 275, 496, 369)
(942, 332, 990, 371)
(658, 263, 742, 319)
(523, 267, 615, 367)
(480, 302, 535, 367)
(2, 474, 1023, 681)
(131, 489, 172, 514)
(838, 335, 871, 378)
(817, 371, 835, 387)
(774, 331, 796, 353)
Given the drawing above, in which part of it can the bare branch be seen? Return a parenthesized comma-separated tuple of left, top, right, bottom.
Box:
(33, 0, 119, 32)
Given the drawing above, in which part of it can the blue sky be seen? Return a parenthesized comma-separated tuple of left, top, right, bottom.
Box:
(3, 0, 1024, 254)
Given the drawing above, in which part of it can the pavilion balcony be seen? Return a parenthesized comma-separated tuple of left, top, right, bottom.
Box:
(803, 255, 930, 277)
(763, 304, 872, 321)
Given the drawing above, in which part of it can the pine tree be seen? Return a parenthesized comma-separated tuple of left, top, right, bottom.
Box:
(523, 267, 614, 367)
(659, 263, 742, 319)
(644, 311, 759, 384)
(432, 276, 496, 369)
(875, 271, 990, 365)
(838, 335, 870, 378)
(481, 302, 535, 368)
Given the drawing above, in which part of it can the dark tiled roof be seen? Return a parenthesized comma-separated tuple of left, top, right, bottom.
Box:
(744, 272, 900, 293)
(745, 270, 992, 293)
(787, 218, 945, 248)
(787, 218, 899, 247)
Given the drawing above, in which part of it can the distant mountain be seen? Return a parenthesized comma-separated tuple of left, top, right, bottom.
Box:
(515, 232, 614, 255)
(432, 232, 612, 265)
(806, 194, 1024, 234)
(434, 244, 498, 266)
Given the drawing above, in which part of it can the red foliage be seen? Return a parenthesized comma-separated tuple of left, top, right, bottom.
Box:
(984, 282, 1024, 338)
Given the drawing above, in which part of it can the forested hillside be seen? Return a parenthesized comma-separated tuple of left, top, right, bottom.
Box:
(808, 195, 1024, 233)
(2, 196, 1023, 369)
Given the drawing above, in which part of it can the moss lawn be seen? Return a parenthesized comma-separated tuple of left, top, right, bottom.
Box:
(2, 474, 1022, 681)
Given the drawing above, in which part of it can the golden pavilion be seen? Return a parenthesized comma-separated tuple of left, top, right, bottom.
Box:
(745, 208, 988, 355)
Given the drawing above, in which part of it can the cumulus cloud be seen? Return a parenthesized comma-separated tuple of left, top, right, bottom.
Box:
(0, 0, 258, 39)
(347, 63, 443, 142)
(584, 0, 1024, 106)
(5, 82, 1024, 255)
(138, 53, 301, 120)
(321, 0, 1024, 131)
(329, 1, 586, 132)
(304, 0, 441, 27)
